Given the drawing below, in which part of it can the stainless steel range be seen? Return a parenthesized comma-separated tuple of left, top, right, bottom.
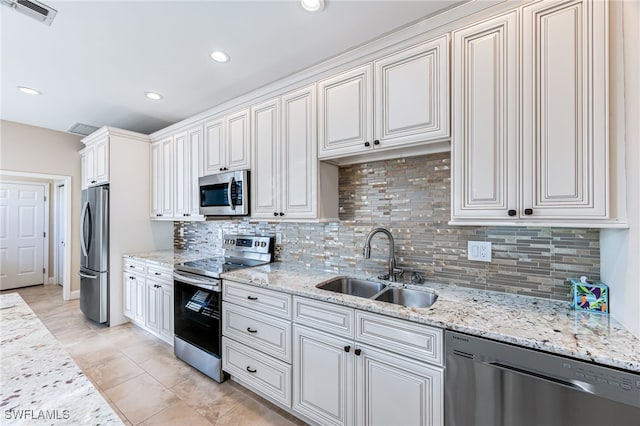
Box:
(173, 234, 274, 382)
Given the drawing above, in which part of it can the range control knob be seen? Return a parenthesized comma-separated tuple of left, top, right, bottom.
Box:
(254, 241, 259, 247)
(260, 241, 267, 247)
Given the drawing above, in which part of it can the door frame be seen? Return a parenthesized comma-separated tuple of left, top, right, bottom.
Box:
(0, 170, 72, 300)
(54, 181, 67, 286)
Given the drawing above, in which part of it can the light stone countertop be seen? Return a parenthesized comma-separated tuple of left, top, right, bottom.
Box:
(123, 249, 211, 268)
(221, 262, 640, 373)
(0, 292, 123, 425)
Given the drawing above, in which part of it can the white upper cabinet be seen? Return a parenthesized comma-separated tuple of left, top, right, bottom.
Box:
(318, 35, 449, 163)
(451, 11, 518, 220)
(81, 135, 109, 188)
(521, 0, 607, 219)
(451, 0, 609, 226)
(203, 108, 250, 175)
(150, 124, 203, 220)
(252, 85, 339, 221)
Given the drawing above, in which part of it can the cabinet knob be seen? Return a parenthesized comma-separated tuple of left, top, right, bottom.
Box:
(219, 167, 223, 171)
(373, 140, 380, 146)
(524, 208, 533, 216)
(91, 180, 97, 184)
(246, 366, 257, 373)
(364, 142, 371, 147)
(279, 212, 285, 216)
(154, 272, 161, 276)
(246, 327, 258, 333)
(354, 348, 362, 356)
(508, 209, 517, 217)
(344, 345, 351, 353)
(224, 167, 229, 171)
(273, 212, 278, 217)
(247, 296, 258, 301)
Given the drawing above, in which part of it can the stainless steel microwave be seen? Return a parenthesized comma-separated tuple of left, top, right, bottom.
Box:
(198, 170, 249, 216)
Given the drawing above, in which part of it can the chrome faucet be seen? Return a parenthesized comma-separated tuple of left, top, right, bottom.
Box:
(363, 227, 403, 282)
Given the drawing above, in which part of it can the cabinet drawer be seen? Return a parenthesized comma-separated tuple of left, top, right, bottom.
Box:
(147, 264, 173, 284)
(293, 296, 355, 339)
(123, 258, 146, 275)
(222, 337, 292, 408)
(223, 281, 292, 319)
(222, 303, 291, 363)
(355, 311, 443, 366)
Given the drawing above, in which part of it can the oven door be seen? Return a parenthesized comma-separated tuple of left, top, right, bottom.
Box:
(198, 170, 249, 216)
(173, 272, 222, 357)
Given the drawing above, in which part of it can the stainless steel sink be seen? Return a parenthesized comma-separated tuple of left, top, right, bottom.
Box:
(374, 287, 438, 308)
(316, 277, 387, 298)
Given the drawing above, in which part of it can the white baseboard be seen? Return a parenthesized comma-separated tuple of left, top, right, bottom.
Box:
(69, 290, 80, 300)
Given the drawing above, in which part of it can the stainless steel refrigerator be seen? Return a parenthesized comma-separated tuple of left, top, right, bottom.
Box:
(79, 184, 109, 324)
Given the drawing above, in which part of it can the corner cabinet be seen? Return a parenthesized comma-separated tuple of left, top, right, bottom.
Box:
(251, 85, 339, 221)
(451, 0, 611, 226)
(150, 124, 204, 221)
(318, 34, 450, 164)
(202, 108, 250, 175)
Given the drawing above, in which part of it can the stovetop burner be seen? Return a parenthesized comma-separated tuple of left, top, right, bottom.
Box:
(175, 234, 274, 279)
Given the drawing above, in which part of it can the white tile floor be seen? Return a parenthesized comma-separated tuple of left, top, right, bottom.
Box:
(8, 284, 305, 426)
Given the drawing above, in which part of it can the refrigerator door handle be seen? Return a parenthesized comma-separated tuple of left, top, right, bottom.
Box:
(78, 271, 98, 279)
(80, 201, 89, 257)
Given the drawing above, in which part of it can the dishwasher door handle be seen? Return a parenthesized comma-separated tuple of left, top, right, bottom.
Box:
(485, 361, 593, 394)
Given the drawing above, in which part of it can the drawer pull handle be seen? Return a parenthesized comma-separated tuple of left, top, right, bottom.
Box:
(246, 366, 257, 373)
(247, 296, 258, 301)
(129, 265, 134, 268)
(154, 272, 161, 275)
(247, 327, 258, 333)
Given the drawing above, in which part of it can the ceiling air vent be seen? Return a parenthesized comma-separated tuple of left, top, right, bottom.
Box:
(68, 123, 100, 136)
(1, 0, 57, 26)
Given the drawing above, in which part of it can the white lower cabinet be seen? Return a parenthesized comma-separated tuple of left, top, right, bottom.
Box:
(292, 297, 443, 426)
(122, 257, 174, 345)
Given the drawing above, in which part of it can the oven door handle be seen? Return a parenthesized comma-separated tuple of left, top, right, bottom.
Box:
(173, 272, 220, 292)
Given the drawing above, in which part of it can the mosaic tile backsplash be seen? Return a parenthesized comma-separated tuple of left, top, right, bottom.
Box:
(175, 152, 600, 300)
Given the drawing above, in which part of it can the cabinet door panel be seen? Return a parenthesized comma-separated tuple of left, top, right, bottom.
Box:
(356, 344, 443, 426)
(123, 272, 134, 318)
(226, 109, 250, 171)
(281, 86, 317, 218)
(522, 0, 607, 218)
(145, 281, 160, 333)
(150, 142, 162, 218)
(94, 137, 109, 184)
(159, 283, 173, 341)
(203, 118, 225, 175)
(375, 35, 449, 146)
(188, 126, 203, 216)
(85, 145, 96, 186)
(293, 325, 354, 426)
(251, 99, 280, 218)
(452, 12, 518, 219)
(318, 65, 373, 158)
(160, 138, 174, 217)
(134, 277, 145, 324)
(173, 132, 188, 217)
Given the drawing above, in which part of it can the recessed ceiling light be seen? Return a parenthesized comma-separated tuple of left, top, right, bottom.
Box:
(17, 86, 41, 95)
(301, 0, 324, 12)
(145, 91, 163, 100)
(210, 50, 230, 63)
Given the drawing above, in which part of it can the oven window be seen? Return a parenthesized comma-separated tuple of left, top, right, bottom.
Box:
(174, 281, 221, 356)
(200, 180, 243, 207)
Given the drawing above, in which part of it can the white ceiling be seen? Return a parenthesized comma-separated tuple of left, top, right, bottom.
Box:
(1, 0, 462, 135)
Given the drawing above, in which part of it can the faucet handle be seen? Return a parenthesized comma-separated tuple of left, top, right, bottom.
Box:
(393, 268, 404, 279)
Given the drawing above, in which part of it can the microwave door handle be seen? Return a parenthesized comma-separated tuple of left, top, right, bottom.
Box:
(80, 201, 89, 257)
(228, 176, 236, 210)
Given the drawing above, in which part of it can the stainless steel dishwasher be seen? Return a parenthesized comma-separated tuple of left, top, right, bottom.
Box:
(445, 331, 640, 426)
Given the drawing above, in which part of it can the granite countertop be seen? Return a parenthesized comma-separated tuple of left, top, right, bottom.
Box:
(0, 293, 123, 425)
(123, 249, 211, 268)
(221, 262, 640, 373)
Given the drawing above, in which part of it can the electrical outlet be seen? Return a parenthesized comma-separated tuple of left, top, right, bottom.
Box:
(276, 232, 282, 244)
(468, 241, 492, 262)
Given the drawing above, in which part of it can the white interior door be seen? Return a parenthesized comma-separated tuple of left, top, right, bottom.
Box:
(0, 182, 46, 290)
(55, 183, 66, 285)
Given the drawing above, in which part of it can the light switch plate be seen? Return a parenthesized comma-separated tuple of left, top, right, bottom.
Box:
(468, 241, 492, 262)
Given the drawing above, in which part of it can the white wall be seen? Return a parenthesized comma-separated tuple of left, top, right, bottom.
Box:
(0, 120, 84, 292)
(601, 0, 640, 338)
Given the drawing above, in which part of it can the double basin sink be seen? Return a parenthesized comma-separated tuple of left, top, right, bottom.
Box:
(316, 277, 437, 308)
